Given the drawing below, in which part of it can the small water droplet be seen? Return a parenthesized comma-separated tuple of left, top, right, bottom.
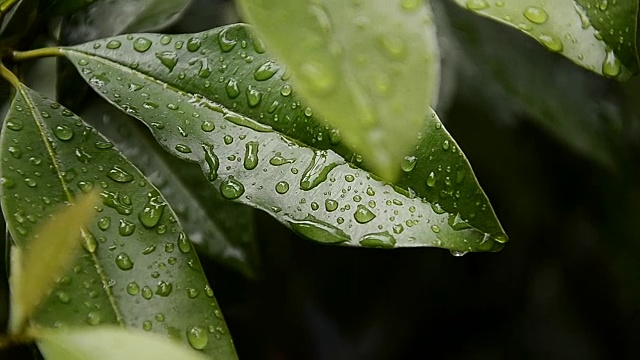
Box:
(186, 37, 202, 52)
(201, 121, 215, 132)
(118, 219, 136, 236)
(602, 49, 621, 77)
(142, 320, 152, 331)
(155, 51, 178, 71)
(54, 124, 74, 141)
(523, 6, 548, 24)
(426, 172, 436, 187)
(354, 204, 376, 224)
(401, 156, 417, 172)
(126, 282, 140, 295)
(220, 176, 245, 199)
(115, 252, 134, 270)
(86, 312, 101, 326)
(225, 78, 240, 98)
(359, 231, 396, 249)
(98, 216, 110, 230)
(280, 83, 292, 97)
(56, 291, 70, 303)
(141, 286, 153, 299)
(6, 119, 23, 131)
(218, 28, 237, 52)
(106, 40, 121, 49)
(133, 37, 152, 52)
(202, 145, 219, 181)
(450, 250, 468, 257)
(254, 60, 280, 81)
(187, 326, 209, 350)
(431, 225, 441, 233)
(246, 86, 263, 107)
(155, 281, 172, 297)
(275, 181, 289, 194)
(177, 232, 191, 253)
(175, 144, 192, 154)
(537, 33, 563, 52)
(466, 0, 489, 10)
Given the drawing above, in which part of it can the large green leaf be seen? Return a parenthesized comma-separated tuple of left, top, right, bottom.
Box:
(0, 85, 236, 358)
(61, 25, 507, 253)
(237, 0, 441, 180)
(81, 98, 258, 278)
(451, 0, 639, 78)
(38, 327, 209, 360)
(445, 1, 626, 168)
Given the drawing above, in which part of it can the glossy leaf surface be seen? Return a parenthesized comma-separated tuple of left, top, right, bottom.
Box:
(81, 99, 258, 278)
(451, 0, 639, 78)
(63, 25, 507, 253)
(237, 0, 441, 180)
(38, 327, 209, 360)
(0, 86, 236, 358)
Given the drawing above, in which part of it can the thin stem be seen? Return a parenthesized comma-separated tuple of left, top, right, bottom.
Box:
(12, 47, 64, 62)
(0, 61, 21, 89)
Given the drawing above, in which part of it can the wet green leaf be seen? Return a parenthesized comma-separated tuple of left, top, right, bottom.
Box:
(9, 192, 99, 333)
(82, 98, 259, 278)
(0, 86, 237, 358)
(451, 0, 639, 79)
(62, 25, 507, 253)
(37, 327, 209, 360)
(237, 0, 440, 180)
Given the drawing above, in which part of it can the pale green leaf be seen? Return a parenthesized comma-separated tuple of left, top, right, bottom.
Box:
(236, 0, 441, 180)
(8, 192, 99, 333)
(37, 327, 209, 360)
(451, 0, 639, 78)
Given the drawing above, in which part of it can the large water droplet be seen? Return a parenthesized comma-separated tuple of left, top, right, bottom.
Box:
(175, 144, 192, 154)
(186, 37, 202, 52)
(246, 86, 263, 107)
(300, 150, 339, 190)
(523, 6, 548, 24)
(254, 60, 280, 81)
(118, 219, 136, 236)
(126, 282, 140, 295)
(177, 232, 191, 253)
(537, 34, 563, 52)
(243, 141, 259, 170)
(269, 152, 296, 166)
(359, 231, 396, 249)
(401, 156, 417, 172)
(223, 112, 272, 132)
(202, 145, 219, 181)
(6, 119, 23, 131)
(106, 40, 121, 49)
(288, 214, 350, 243)
(219, 176, 245, 199)
(141, 286, 153, 299)
(107, 165, 134, 183)
(155, 51, 178, 71)
(218, 28, 237, 52)
(354, 204, 376, 224)
(54, 124, 74, 141)
(187, 326, 209, 350)
(602, 49, 621, 77)
(139, 190, 166, 229)
(115, 252, 134, 270)
(325, 199, 338, 212)
(133, 37, 152, 52)
(275, 181, 289, 194)
(155, 281, 172, 297)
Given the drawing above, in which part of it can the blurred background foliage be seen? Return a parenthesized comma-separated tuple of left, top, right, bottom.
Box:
(1, 0, 639, 358)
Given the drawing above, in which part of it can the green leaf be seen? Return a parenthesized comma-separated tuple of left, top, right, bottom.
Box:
(451, 0, 639, 78)
(0, 85, 237, 358)
(81, 98, 259, 278)
(9, 192, 99, 333)
(236, 0, 441, 180)
(37, 326, 209, 360)
(42, 0, 99, 17)
(62, 25, 507, 253)
(445, 2, 625, 168)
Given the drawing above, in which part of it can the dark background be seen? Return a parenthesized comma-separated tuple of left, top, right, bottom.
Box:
(2, 0, 640, 359)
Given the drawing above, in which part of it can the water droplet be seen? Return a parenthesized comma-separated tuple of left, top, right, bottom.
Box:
(324, 199, 338, 212)
(345, 174, 355, 182)
(523, 6, 548, 24)
(126, 282, 140, 295)
(431, 225, 441, 233)
(269, 152, 295, 166)
(275, 181, 289, 194)
(107, 165, 134, 183)
(56, 291, 70, 303)
(82, 231, 98, 253)
(201, 121, 215, 132)
(537, 34, 563, 52)
(602, 49, 621, 77)
(223, 78, 240, 99)
(401, 0, 420, 11)
(220, 176, 245, 199)
(442, 140, 450, 151)
(187, 288, 200, 298)
(223, 112, 273, 132)
(288, 214, 350, 243)
(202, 145, 219, 181)
(24, 178, 37, 187)
(377, 33, 407, 59)
(354, 204, 376, 224)
(8, 146, 21, 159)
(98, 216, 110, 230)
(139, 190, 166, 229)
(133, 37, 152, 52)
(6, 119, 23, 131)
(300, 150, 339, 190)
(187, 326, 209, 350)
(426, 172, 436, 187)
(142, 320, 152, 331)
(246, 86, 263, 107)
(86, 312, 101, 326)
(450, 250, 468, 257)
(54, 124, 74, 141)
(223, 135, 233, 145)
(141, 286, 153, 299)
(359, 231, 396, 249)
(218, 28, 237, 52)
(280, 83, 292, 97)
(254, 60, 280, 81)
(466, 0, 489, 10)
(243, 141, 259, 170)
(186, 37, 202, 52)
(177, 232, 191, 253)
(160, 35, 172, 45)
(155, 51, 178, 71)
(175, 144, 192, 153)
(401, 156, 417, 172)
(106, 40, 121, 49)
(115, 253, 134, 270)
(155, 281, 172, 297)
(118, 219, 136, 236)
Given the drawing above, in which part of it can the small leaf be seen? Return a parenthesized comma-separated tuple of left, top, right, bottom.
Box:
(0, 86, 236, 358)
(62, 26, 507, 253)
(450, 0, 639, 79)
(9, 192, 99, 333)
(237, 0, 441, 180)
(37, 326, 209, 360)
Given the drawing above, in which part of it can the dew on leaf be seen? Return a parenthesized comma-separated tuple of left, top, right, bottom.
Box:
(523, 6, 549, 24)
(354, 204, 376, 224)
(220, 176, 245, 199)
(107, 165, 134, 183)
(254, 60, 280, 81)
(243, 141, 259, 170)
(275, 181, 289, 194)
(155, 281, 172, 297)
(187, 326, 208, 350)
(106, 40, 121, 49)
(155, 51, 178, 71)
(54, 124, 74, 141)
(115, 253, 134, 270)
(288, 214, 350, 243)
(133, 37, 152, 52)
(359, 231, 396, 248)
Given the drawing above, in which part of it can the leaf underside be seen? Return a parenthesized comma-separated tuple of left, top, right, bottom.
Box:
(63, 24, 507, 253)
(451, 0, 639, 79)
(0, 86, 236, 358)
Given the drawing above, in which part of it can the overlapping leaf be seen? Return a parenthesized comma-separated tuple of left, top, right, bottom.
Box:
(0, 85, 236, 358)
(61, 24, 507, 253)
(237, 0, 441, 180)
(451, 0, 639, 79)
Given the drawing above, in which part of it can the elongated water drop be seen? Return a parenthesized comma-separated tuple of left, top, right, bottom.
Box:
(300, 150, 339, 190)
(108, 166, 134, 183)
(359, 231, 396, 249)
(287, 214, 350, 243)
(254, 60, 280, 81)
(202, 145, 219, 181)
(243, 141, 259, 170)
(139, 190, 166, 229)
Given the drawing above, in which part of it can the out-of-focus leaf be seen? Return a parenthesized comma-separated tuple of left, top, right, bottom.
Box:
(0, 85, 237, 358)
(450, 0, 639, 79)
(9, 192, 99, 333)
(42, 0, 97, 17)
(37, 327, 209, 360)
(82, 98, 259, 278)
(0, 0, 38, 46)
(237, 0, 440, 180)
(445, 2, 626, 167)
(61, 25, 507, 253)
